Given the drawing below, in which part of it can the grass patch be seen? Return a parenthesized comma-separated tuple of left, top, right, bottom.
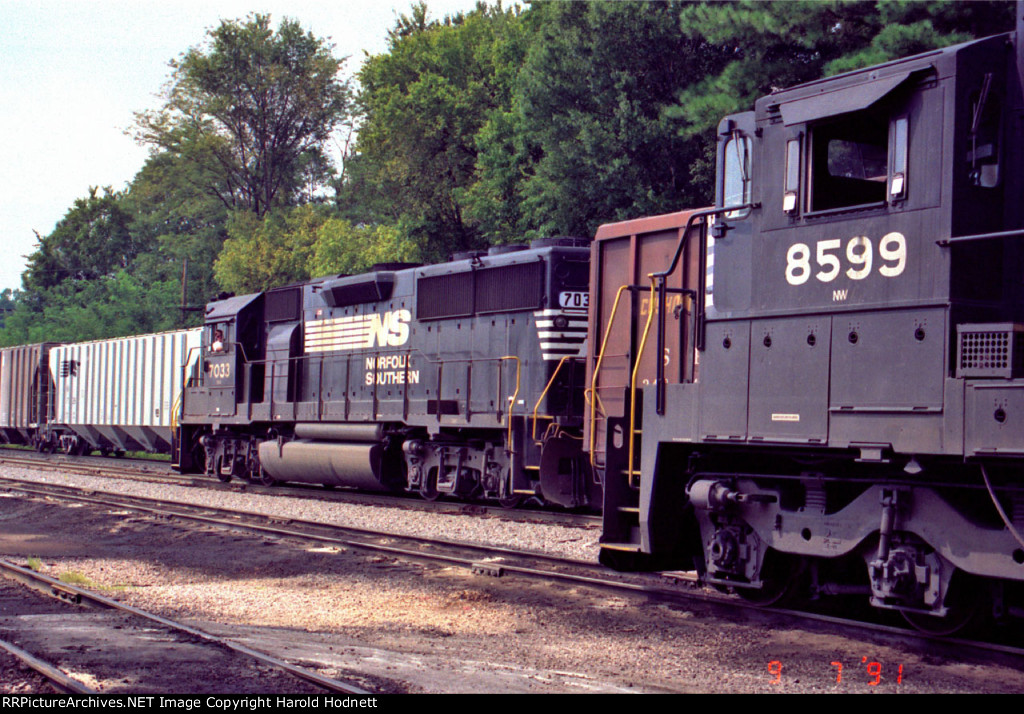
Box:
(26, 557, 42, 572)
(125, 451, 171, 462)
(58, 571, 95, 587)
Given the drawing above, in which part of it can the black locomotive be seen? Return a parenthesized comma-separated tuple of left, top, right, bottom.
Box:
(174, 238, 597, 509)
(591, 26, 1024, 631)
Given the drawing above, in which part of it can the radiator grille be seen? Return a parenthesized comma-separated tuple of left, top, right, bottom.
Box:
(417, 260, 544, 320)
(956, 324, 1024, 378)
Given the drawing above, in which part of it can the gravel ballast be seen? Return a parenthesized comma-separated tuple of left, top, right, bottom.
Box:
(2, 464, 1022, 694)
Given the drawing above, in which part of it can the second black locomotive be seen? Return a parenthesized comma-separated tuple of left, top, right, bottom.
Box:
(175, 238, 597, 508)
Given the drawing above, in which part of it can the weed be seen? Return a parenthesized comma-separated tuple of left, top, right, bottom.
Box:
(58, 571, 94, 587)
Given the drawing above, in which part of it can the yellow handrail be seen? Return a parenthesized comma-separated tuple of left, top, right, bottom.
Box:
(500, 355, 521, 449)
(531, 355, 576, 442)
(588, 284, 631, 468)
(170, 392, 182, 431)
(628, 276, 658, 488)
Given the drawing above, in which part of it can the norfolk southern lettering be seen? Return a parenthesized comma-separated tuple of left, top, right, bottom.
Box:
(364, 354, 420, 385)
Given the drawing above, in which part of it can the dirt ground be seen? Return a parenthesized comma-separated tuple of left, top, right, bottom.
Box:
(1, 492, 1022, 694)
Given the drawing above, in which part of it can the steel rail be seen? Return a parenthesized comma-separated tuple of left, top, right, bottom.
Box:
(0, 557, 369, 695)
(0, 635, 97, 694)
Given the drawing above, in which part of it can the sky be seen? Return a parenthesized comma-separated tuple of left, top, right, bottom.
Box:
(0, 0, 487, 294)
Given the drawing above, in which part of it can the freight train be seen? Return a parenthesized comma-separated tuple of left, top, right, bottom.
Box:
(589, 25, 1024, 632)
(0, 240, 596, 509)
(2, 19, 1024, 634)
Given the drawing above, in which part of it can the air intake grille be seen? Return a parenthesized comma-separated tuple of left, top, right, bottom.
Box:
(416, 260, 544, 320)
(956, 324, 1024, 378)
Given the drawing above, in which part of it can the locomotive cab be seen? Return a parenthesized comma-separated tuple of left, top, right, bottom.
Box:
(176, 292, 264, 476)
(598, 30, 1024, 631)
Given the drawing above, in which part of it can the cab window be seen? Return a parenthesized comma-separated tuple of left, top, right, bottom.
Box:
(809, 112, 888, 211)
(722, 133, 751, 218)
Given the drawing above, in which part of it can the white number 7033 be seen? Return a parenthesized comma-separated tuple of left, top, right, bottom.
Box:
(785, 232, 907, 286)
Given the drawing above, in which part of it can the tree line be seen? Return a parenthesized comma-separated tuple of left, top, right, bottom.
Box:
(0, 0, 1013, 345)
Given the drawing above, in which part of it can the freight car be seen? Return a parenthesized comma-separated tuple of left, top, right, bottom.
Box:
(174, 239, 597, 508)
(47, 330, 201, 455)
(0, 342, 57, 448)
(590, 27, 1024, 632)
(0, 330, 201, 455)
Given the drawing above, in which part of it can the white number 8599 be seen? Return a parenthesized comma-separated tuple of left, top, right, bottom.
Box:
(785, 232, 907, 286)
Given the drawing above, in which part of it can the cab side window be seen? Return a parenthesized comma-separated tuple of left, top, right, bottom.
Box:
(722, 133, 752, 218)
(809, 112, 888, 211)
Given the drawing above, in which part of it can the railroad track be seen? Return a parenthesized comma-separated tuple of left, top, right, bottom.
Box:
(0, 559, 369, 694)
(0, 632, 95, 693)
(0, 450, 602, 528)
(3, 471, 1022, 675)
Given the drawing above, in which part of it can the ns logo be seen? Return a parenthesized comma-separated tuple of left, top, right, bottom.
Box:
(305, 309, 412, 353)
(369, 309, 411, 347)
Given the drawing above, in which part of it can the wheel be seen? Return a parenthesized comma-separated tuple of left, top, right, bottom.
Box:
(256, 466, 277, 487)
(419, 468, 439, 501)
(901, 573, 988, 636)
(735, 551, 806, 608)
(214, 456, 232, 483)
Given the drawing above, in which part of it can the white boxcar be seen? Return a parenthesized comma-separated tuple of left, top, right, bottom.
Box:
(49, 328, 201, 453)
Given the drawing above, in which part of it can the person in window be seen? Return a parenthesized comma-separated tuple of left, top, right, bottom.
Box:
(211, 329, 225, 353)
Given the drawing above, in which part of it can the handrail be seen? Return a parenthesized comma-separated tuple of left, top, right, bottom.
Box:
(531, 355, 579, 442)
(651, 203, 752, 414)
(170, 393, 182, 431)
(194, 340, 524, 455)
(623, 203, 753, 483)
(589, 284, 632, 468)
(628, 277, 658, 488)
(649, 204, 752, 282)
(500, 355, 521, 450)
(936, 228, 1024, 246)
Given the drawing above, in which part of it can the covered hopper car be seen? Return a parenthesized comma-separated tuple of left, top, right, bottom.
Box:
(0, 330, 201, 456)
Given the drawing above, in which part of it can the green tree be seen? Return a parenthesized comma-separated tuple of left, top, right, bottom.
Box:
(22, 187, 141, 293)
(470, 1, 729, 241)
(309, 219, 421, 277)
(124, 150, 231, 314)
(0, 179, 209, 345)
(0, 289, 16, 330)
(135, 14, 351, 216)
(670, 0, 1015, 137)
(214, 205, 324, 293)
(344, 2, 527, 260)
